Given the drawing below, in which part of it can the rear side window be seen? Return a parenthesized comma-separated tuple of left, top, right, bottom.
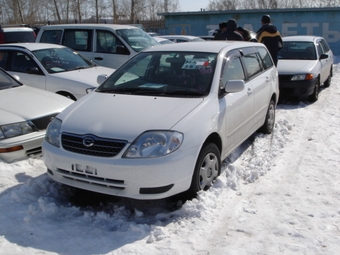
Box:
(62, 29, 92, 52)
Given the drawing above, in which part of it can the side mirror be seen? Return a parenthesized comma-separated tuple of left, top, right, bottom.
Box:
(320, 53, 328, 60)
(225, 80, 245, 93)
(12, 74, 20, 81)
(97, 74, 108, 85)
(27, 67, 42, 75)
(116, 45, 129, 55)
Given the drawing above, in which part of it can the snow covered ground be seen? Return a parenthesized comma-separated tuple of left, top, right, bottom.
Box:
(1, 63, 340, 255)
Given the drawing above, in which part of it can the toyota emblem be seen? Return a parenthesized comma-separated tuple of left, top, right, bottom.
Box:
(83, 137, 95, 147)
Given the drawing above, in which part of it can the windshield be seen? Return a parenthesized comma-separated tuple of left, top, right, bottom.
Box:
(278, 42, 316, 60)
(116, 29, 159, 52)
(0, 68, 22, 90)
(96, 51, 217, 97)
(32, 47, 96, 74)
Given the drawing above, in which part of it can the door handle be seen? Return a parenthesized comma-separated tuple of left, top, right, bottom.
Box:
(94, 57, 103, 60)
(247, 88, 252, 95)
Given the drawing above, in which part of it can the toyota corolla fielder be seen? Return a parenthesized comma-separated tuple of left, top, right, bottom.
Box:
(42, 41, 279, 200)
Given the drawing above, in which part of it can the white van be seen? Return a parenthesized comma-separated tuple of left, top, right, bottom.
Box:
(35, 24, 159, 69)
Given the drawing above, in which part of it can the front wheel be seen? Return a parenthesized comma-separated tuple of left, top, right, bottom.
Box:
(309, 79, 320, 102)
(260, 99, 276, 134)
(186, 143, 221, 199)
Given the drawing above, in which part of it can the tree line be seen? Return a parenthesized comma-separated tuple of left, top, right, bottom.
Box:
(0, 0, 338, 26)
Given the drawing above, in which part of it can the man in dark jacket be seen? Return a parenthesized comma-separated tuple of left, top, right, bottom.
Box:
(256, 15, 283, 66)
(214, 19, 243, 41)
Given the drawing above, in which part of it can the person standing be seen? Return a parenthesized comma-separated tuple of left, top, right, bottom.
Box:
(214, 21, 227, 40)
(224, 19, 243, 41)
(256, 15, 283, 66)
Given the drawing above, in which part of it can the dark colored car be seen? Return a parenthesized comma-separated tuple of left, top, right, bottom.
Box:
(0, 25, 36, 44)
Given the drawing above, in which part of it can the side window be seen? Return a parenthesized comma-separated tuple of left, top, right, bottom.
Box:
(0, 51, 8, 69)
(317, 44, 323, 56)
(257, 47, 273, 70)
(221, 54, 245, 86)
(319, 39, 330, 53)
(40, 30, 62, 44)
(62, 30, 92, 52)
(242, 52, 262, 79)
(9, 51, 39, 73)
(96, 30, 124, 54)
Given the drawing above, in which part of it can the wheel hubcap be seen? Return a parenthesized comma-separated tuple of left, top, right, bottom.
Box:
(199, 152, 218, 190)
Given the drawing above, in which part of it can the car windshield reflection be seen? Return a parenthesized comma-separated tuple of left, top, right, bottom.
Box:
(97, 51, 217, 97)
(32, 47, 96, 74)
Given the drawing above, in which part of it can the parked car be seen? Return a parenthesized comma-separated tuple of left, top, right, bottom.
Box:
(153, 36, 175, 45)
(0, 68, 73, 163)
(158, 35, 205, 43)
(277, 35, 333, 102)
(35, 24, 159, 69)
(0, 43, 115, 100)
(42, 41, 279, 200)
(147, 32, 161, 37)
(0, 24, 36, 44)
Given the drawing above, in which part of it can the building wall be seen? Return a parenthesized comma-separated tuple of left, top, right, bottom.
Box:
(159, 8, 340, 56)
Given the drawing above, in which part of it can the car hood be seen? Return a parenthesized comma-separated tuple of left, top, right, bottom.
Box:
(277, 60, 317, 74)
(0, 85, 73, 125)
(59, 93, 204, 142)
(51, 66, 115, 86)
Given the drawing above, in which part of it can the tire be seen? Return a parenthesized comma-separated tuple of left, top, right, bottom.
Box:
(186, 143, 221, 199)
(324, 70, 332, 88)
(260, 99, 276, 134)
(309, 79, 320, 102)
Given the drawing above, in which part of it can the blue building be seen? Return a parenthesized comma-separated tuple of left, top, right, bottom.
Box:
(159, 8, 340, 56)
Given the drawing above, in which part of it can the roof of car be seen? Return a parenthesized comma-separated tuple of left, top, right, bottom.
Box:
(1, 27, 34, 32)
(282, 35, 322, 42)
(159, 35, 204, 40)
(40, 24, 140, 30)
(0, 42, 66, 51)
(145, 41, 261, 53)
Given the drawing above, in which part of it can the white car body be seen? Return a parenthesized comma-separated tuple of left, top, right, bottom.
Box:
(158, 35, 205, 43)
(0, 68, 73, 163)
(42, 41, 279, 200)
(35, 24, 159, 69)
(277, 35, 333, 101)
(153, 36, 175, 45)
(0, 43, 115, 100)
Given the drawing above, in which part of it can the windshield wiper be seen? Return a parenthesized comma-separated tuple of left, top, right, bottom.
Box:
(67, 66, 88, 71)
(165, 90, 204, 97)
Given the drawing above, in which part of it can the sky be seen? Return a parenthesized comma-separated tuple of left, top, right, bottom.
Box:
(178, 0, 210, 12)
(0, 60, 339, 254)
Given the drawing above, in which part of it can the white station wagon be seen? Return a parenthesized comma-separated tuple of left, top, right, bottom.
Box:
(42, 41, 279, 200)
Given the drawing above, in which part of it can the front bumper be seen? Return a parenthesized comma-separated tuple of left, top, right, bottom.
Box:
(42, 141, 198, 200)
(279, 76, 317, 98)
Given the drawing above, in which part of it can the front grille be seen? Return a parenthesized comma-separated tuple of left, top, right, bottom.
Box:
(61, 133, 127, 157)
(31, 113, 59, 130)
(278, 75, 294, 82)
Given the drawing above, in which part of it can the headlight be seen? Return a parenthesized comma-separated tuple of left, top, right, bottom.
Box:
(291, 73, 314, 81)
(0, 122, 35, 140)
(124, 131, 183, 158)
(45, 118, 62, 147)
